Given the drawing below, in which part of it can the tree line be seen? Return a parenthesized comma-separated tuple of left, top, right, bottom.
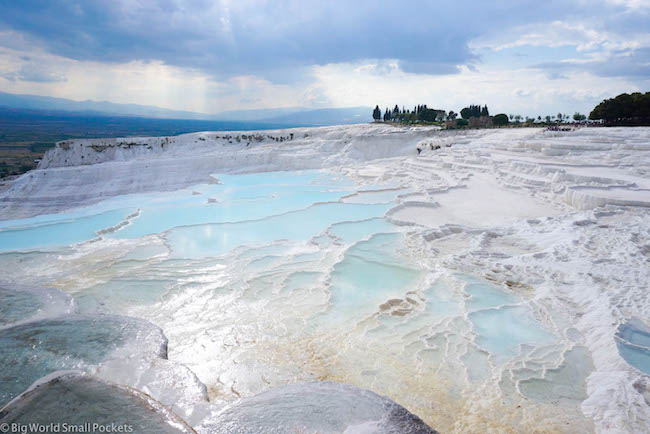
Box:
(373, 103, 494, 123)
(373, 103, 508, 127)
(373, 104, 455, 123)
(589, 92, 650, 125)
(372, 104, 589, 127)
(460, 105, 489, 119)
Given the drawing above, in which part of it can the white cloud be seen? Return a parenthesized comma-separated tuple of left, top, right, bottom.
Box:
(0, 1, 647, 116)
(0, 43, 642, 117)
(471, 20, 646, 54)
(311, 60, 641, 117)
(0, 45, 313, 113)
(604, 0, 650, 9)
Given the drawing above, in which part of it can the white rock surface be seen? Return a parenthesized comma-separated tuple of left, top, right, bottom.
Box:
(1, 124, 649, 433)
(0, 124, 437, 218)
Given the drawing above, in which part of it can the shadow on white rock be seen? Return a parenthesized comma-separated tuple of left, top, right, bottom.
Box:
(198, 381, 437, 434)
(0, 372, 195, 433)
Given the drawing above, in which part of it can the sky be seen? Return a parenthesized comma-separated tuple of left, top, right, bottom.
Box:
(0, 0, 649, 117)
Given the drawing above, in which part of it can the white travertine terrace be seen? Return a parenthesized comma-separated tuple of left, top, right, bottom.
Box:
(1, 124, 649, 432)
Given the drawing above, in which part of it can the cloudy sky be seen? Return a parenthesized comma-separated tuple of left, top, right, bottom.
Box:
(0, 0, 649, 116)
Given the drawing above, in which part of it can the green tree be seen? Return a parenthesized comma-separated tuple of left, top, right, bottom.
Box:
(419, 108, 435, 122)
(373, 105, 381, 121)
(573, 112, 586, 121)
(492, 113, 510, 127)
(460, 104, 485, 119)
(493, 113, 509, 126)
(589, 92, 650, 125)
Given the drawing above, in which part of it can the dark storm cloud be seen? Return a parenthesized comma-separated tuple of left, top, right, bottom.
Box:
(0, 0, 647, 81)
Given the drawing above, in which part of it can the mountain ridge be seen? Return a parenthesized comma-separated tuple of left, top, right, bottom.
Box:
(0, 91, 370, 124)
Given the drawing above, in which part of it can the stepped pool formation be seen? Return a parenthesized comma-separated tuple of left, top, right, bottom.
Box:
(1, 124, 649, 432)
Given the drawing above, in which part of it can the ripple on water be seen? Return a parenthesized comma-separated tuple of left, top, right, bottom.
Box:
(0, 286, 74, 327)
(0, 315, 167, 406)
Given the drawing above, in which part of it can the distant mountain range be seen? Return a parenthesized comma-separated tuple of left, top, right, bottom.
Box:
(0, 91, 370, 126)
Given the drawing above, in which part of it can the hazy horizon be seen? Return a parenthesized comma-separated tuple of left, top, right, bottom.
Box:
(0, 89, 373, 121)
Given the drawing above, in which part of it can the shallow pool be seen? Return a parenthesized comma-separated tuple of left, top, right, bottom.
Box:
(0, 169, 585, 432)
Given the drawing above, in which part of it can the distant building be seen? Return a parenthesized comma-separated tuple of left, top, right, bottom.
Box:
(445, 119, 458, 129)
(468, 116, 493, 128)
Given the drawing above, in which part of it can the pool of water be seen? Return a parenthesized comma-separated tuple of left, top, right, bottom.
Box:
(0, 171, 356, 251)
(616, 318, 650, 375)
(0, 169, 588, 431)
(0, 208, 135, 251)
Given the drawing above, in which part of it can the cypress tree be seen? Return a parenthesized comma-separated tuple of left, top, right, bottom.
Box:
(373, 105, 381, 121)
